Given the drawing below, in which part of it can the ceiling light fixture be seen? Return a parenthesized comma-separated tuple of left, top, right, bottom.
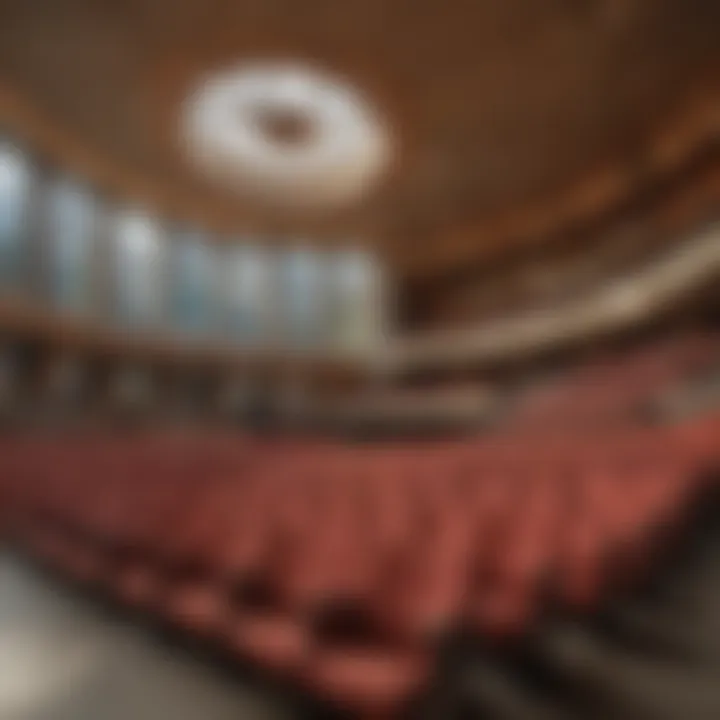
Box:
(182, 62, 392, 211)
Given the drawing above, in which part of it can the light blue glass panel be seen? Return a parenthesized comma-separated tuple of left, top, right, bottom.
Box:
(46, 178, 95, 313)
(0, 142, 32, 290)
(171, 230, 216, 334)
(280, 247, 328, 349)
(330, 249, 382, 350)
(112, 209, 166, 326)
(220, 244, 272, 346)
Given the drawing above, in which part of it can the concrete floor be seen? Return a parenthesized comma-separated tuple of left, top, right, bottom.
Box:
(0, 553, 295, 720)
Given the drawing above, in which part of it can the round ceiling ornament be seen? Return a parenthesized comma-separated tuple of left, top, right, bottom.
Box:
(181, 62, 392, 211)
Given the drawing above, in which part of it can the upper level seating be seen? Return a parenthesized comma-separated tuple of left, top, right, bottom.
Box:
(0, 336, 719, 717)
(509, 332, 720, 429)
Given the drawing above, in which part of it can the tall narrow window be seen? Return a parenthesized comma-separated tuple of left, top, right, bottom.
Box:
(0, 142, 32, 290)
(330, 249, 384, 352)
(280, 247, 328, 349)
(111, 209, 166, 326)
(219, 244, 273, 346)
(45, 177, 95, 313)
(170, 229, 216, 335)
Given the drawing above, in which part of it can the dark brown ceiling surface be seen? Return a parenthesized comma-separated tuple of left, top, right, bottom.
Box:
(405, 148, 720, 330)
(0, 0, 718, 278)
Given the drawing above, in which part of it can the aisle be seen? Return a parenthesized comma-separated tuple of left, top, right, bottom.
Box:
(0, 553, 291, 720)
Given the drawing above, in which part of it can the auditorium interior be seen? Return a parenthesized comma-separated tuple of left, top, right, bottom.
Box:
(0, 0, 719, 718)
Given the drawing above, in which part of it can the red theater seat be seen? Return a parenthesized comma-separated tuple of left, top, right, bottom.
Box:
(304, 646, 429, 716)
(114, 562, 161, 608)
(229, 612, 311, 675)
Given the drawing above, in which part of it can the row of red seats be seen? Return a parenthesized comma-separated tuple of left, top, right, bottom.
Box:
(0, 414, 718, 717)
(511, 332, 720, 428)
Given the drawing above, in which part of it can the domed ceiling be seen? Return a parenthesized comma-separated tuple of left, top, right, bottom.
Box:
(0, 0, 718, 280)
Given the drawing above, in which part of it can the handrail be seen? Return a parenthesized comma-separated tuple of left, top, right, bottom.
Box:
(390, 223, 720, 371)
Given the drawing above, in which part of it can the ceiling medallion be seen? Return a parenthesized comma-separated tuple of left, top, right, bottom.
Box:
(181, 61, 392, 211)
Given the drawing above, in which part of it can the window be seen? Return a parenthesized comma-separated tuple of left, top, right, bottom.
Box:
(330, 249, 383, 351)
(280, 246, 329, 349)
(111, 209, 166, 326)
(170, 229, 216, 334)
(219, 244, 273, 346)
(45, 177, 95, 313)
(0, 141, 33, 289)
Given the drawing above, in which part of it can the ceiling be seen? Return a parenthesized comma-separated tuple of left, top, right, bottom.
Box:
(0, 0, 718, 279)
(405, 150, 720, 329)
